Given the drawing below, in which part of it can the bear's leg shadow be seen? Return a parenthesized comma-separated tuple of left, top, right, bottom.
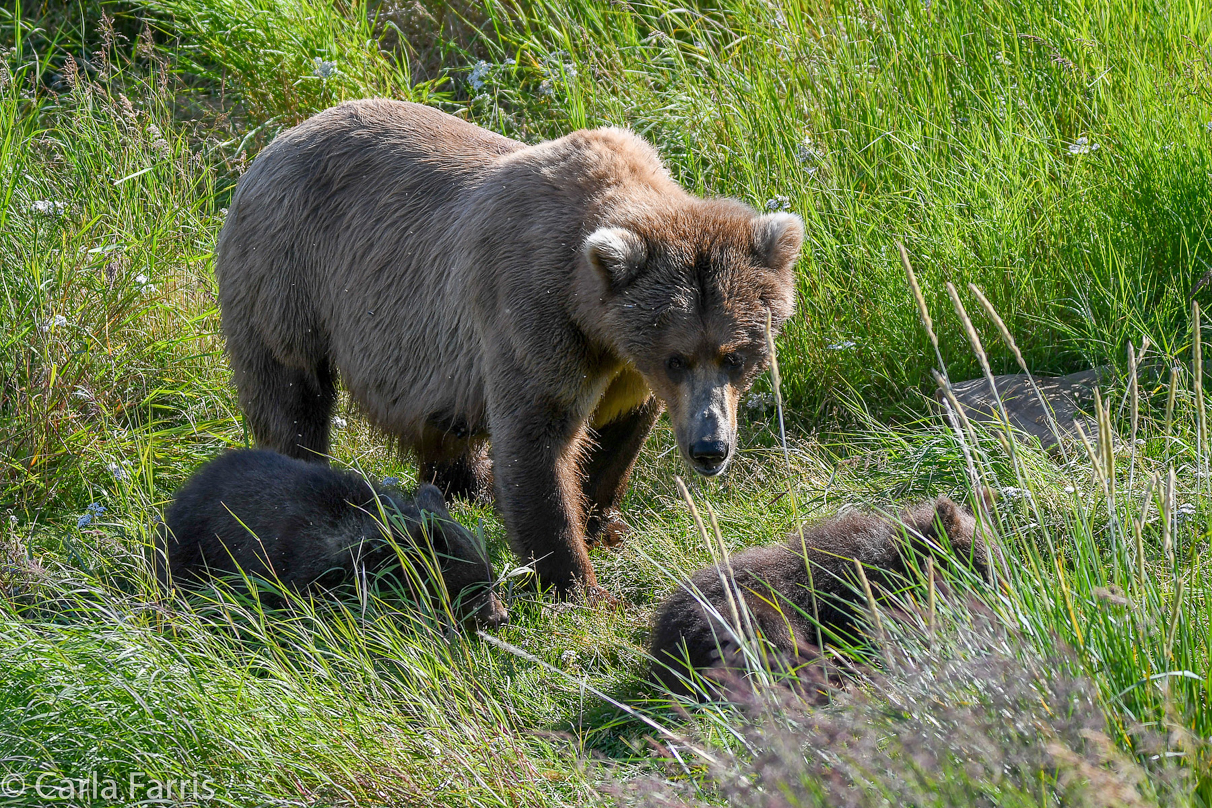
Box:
(228, 334, 336, 462)
(488, 388, 598, 597)
(582, 398, 661, 547)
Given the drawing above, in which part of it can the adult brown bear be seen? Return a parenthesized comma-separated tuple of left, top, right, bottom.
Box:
(216, 99, 803, 597)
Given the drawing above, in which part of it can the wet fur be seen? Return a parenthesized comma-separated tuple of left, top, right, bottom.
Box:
(216, 100, 801, 595)
(650, 497, 991, 698)
(154, 449, 506, 627)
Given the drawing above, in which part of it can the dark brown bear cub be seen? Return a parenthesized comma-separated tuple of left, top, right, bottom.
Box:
(155, 449, 507, 628)
(650, 497, 990, 698)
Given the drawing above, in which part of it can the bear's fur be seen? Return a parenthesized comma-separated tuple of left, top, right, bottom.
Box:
(154, 449, 507, 628)
(215, 99, 803, 595)
(650, 497, 992, 698)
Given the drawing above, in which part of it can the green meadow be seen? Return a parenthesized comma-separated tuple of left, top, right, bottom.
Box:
(2, 0, 1212, 803)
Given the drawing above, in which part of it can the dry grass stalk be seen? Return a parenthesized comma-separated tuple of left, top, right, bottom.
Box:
(1134, 473, 1158, 592)
(764, 311, 823, 655)
(704, 498, 761, 659)
(1194, 302, 1207, 485)
(899, 243, 946, 376)
(946, 283, 1026, 487)
(676, 476, 743, 641)
(1165, 366, 1178, 446)
(926, 556, 936, 646)
(969, 282, 1070, 462)
(1094, 389, 1115, 503)
(1162, 467, 1176, 569)
(1165, 568, 1183, 666)
(935, 373, 985, 494)
(1074, 420, 1110, 506)
(853, 558, 888, 659)
(1128, 342, 1140, 491)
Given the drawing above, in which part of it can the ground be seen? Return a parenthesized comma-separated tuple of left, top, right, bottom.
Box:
(1, 1, 1211, 805)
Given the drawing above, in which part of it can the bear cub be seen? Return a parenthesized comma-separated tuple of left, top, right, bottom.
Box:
(650, 497, 991, 698)
(155, 449, 507, 628)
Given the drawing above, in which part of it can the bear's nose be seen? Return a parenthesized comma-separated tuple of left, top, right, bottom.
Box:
(479, 595, 509, 630)
(689, 439, 730, 468)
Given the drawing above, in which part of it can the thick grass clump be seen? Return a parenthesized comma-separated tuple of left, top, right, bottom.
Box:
(2, 1, 1212, 805)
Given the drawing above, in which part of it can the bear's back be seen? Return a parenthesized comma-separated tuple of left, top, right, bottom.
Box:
(161, 450, 382, 586)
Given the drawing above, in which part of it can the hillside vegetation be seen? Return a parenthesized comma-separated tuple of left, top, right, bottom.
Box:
(2, 0, 1211, 805)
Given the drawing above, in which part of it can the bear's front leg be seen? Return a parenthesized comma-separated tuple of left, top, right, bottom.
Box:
(488, 388, 599, 598)
(583, 397, 662, 547)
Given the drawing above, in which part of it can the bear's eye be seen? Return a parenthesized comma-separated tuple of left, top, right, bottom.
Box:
(723, 352, 744, 370)
(665, 356, 686, 373)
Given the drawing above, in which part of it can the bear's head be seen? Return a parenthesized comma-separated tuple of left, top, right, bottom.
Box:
(898, 495, 996, 583)
(583, 199, 803, 477)
(382, 484, 508, 629)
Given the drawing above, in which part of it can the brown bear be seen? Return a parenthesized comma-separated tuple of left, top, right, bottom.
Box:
(215, 99, 803, 596)
(649, 497, 992, 698)
(154, 449, 507, 628)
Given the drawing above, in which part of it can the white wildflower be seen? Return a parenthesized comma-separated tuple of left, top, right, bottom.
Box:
(332, 416, 348, 430)
(828, 340, 857, 350)
(538, 52, 576, 94)
(468, 60, 490, 91)
(746, 391, 774, 412)
(765, 195, 791, 212)
(146, 122, 170, 156)
(560, 650, 579, 668)
(797, 137, 825, 165)
(1063, 485, 1076, 494)
(1176, 503, 1198, 525)
(313, 57, 337, 80)
(1000, 486, 1033, 500)
(39, 314, 68, 332)
(1068, 136, 1099, 154)
(31, 200, 67, 216)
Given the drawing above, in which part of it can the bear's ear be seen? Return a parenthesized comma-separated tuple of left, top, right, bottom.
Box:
(584, 227, 647, 290)
(933, 495, 991, 573)
(932, 497, 966, 540)
(415, 483, 449, 518)
(752, 212, 804, 271)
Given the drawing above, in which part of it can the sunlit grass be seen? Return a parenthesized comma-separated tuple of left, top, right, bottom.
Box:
(2, 0, 1212, 804)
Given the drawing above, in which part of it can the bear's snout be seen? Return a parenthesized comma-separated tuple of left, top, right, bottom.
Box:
(680, 384, 736, 477)
(477, 592, 510, 629)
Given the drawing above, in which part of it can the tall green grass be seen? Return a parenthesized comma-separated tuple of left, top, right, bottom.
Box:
(112, 0, 1212, 418)
(416, 0, 1212, 417)
(2, 0, 1212, 805)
